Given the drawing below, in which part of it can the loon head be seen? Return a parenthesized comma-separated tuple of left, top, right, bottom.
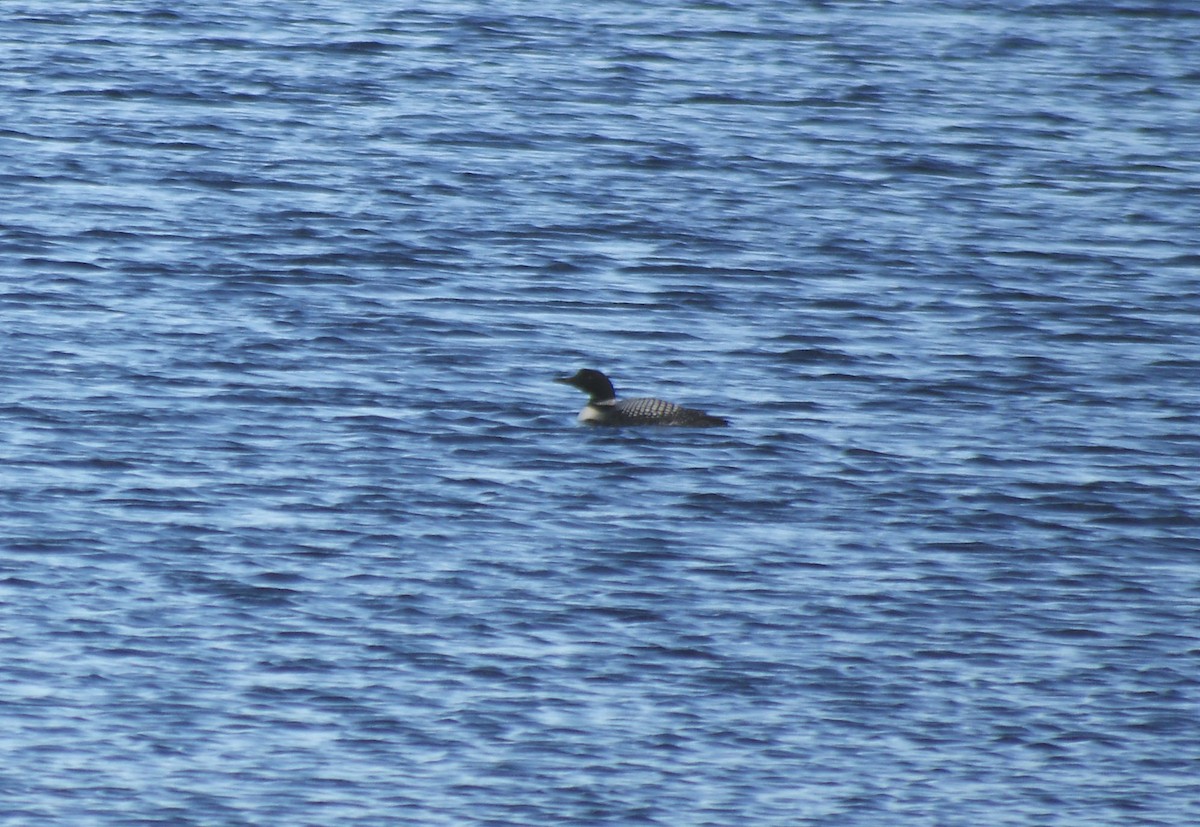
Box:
(555, 368, 616, 403)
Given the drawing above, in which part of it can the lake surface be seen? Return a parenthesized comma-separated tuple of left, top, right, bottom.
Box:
(2, 1, 1198, 824)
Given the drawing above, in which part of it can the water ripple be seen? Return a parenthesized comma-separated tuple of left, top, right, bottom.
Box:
(2, 1, 1199, 825)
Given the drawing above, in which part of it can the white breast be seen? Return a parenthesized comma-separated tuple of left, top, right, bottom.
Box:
(577, 404, 606, 423)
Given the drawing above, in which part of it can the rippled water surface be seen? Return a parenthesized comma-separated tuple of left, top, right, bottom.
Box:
(3, 2, 1199, 824)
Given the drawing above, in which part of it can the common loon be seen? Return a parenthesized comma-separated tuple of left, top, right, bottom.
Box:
(555, 368, 729, 427)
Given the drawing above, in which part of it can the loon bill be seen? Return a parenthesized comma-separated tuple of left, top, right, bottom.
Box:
(555, 368, 729, 427)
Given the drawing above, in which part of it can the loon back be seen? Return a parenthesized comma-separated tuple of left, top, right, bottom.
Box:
(555, 368, 729, 428)
(592, 397, 730, 427)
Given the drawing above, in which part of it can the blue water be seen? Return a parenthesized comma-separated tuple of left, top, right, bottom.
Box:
(3, 2, 1199, 824)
